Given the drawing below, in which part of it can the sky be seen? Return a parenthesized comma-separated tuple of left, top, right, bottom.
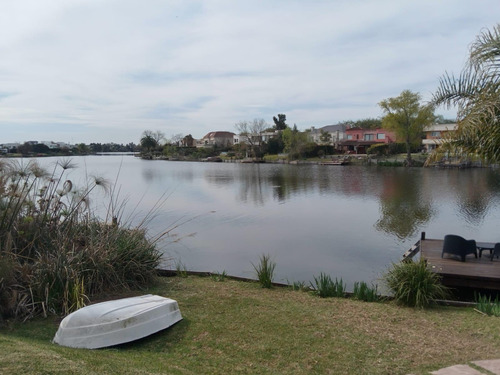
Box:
(0, 1, 499, 145)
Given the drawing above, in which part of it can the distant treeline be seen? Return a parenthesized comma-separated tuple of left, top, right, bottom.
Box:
(4, 142, 139, 156)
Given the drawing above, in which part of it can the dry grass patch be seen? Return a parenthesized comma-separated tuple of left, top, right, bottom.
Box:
(2, 276, 500, 374)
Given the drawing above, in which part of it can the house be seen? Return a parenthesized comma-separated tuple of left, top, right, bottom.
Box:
(236, 130, 278, 146)
(197, 131, 236, 148)
(0, 143, 20, 153)
(422, 123, 457, 152)
(341, 127, 396, 154)
(308, 124, 346, 149)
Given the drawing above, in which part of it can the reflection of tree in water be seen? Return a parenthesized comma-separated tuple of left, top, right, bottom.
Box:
(237, 165, 265, 206)
(270, 167, 305, 202)
(454, 169, 499, 225)
(235, 165, 318, 205)
(375, 171, 434, 240)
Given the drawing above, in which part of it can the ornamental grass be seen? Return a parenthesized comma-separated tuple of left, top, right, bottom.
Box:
(0, 159, 162, 320)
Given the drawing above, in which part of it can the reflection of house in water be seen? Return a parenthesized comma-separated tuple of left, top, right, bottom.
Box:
(340, 127, 396, 154)
(422, 123, 457, 152)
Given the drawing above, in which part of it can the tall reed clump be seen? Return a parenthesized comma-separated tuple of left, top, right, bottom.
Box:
(382, 258, 450, 308)
(353, 281, 380, 302)
(252, 254, 276, 288)
(0, 159, 162, 320)
(311, 273, 345, 298)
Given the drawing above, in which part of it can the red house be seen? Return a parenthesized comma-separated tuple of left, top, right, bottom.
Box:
(341, 127, 396, 154)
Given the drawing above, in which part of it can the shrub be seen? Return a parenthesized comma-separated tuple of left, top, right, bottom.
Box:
(383, 259, 450, 308)
(377, 160, 404, 167)
(353, 281, 380, 302)
(252, 254, 276, 288)
(311, 273, 345, 298)
(0, 159, 162, 319)
(367, 143, 389, 156)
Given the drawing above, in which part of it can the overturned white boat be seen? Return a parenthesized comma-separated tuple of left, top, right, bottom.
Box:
(53, 294, 182, 349)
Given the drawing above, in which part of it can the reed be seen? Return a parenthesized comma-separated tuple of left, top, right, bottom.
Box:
(0, 159, 163, 320)
(475, 294, 500, 316)
(311, 273, 345, 298)
(252, 254, 276, 288)
(352, 281, 380, 302)
(210, 270, 228, 282)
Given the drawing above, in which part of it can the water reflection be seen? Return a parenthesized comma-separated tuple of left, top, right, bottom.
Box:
(454, 170, 495, 224)
(375, 170, 434, 240)
(32, 157, 500, 287)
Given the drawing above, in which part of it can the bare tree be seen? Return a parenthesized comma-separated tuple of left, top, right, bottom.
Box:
(142, 130, 166, 146)
(235, 118, 267, 159)
(170, 133, 184, 146)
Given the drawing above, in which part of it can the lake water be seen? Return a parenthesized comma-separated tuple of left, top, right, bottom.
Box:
(33, 155, 500, 290)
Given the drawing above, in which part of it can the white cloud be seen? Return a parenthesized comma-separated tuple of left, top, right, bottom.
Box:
(0, 0, 498, 143)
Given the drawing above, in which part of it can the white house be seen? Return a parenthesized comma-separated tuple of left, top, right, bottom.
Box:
(422, 123, 458, 152)
(308, 124, 347, 148)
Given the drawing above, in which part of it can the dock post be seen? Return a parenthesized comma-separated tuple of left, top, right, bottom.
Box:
(421, 232, 426, 240)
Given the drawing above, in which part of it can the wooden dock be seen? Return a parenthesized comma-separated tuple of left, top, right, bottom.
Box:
(406, 234, 500, 290)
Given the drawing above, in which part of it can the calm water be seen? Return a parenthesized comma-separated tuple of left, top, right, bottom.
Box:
(34, 156, 500, 289)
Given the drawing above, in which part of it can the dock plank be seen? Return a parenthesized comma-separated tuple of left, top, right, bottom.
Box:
(420, 239, 500, 290)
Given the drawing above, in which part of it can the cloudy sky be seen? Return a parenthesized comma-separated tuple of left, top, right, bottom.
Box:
(0, 1, 498, 145)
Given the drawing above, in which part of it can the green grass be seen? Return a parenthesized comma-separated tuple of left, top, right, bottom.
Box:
(2, 276, 500, 375)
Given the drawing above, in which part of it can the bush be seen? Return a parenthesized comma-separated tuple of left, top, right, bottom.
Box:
(311, 273, 345, 298)
(0, 159, 162, 319)
(383, 259, 450, 308)
(367, 143, 389, 156)
(252, 254, 276, 288)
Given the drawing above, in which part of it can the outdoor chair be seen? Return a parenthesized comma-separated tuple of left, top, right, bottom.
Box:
(441, 234, 478, 262)
(491, 243, 500, 261)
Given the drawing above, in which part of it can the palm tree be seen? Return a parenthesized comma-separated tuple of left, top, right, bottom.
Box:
(432, 24, 500, 162)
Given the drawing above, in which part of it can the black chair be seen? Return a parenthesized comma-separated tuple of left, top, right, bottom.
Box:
(491, 243, 500, 260)
(441, 234, 478, 262)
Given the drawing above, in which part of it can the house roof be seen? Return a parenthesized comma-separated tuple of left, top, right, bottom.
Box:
(425, 123, 457, 132)
(203, 131, 236, 139)
(310, 124, 346, 134)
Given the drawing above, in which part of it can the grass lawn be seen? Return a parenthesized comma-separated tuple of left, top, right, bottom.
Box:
(2, 276, 500, 374)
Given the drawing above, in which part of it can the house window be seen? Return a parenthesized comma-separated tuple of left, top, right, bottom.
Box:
(431, 131, 441, 138)
(377, 133, 385, 140)
(364, 134, 374, 141)
(347, 135, 353, 140)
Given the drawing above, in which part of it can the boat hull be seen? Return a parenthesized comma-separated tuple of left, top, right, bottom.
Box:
(53, 294, 182, 349)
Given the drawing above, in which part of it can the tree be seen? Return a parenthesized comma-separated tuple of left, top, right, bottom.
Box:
(282, 124, 309, 160)
(379, 90, 434, 166)
(142, 130, 165, 146)
(354, 118, 382, 129)
(273, 114, 288, 130)
(170, 133, 183, 146)
(319, 129, 332, 155)
(235, 118, 268, 159)
(182, 134, 195, 147)
(432, 24, 500, 162)
(140, 132, 158, 153)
